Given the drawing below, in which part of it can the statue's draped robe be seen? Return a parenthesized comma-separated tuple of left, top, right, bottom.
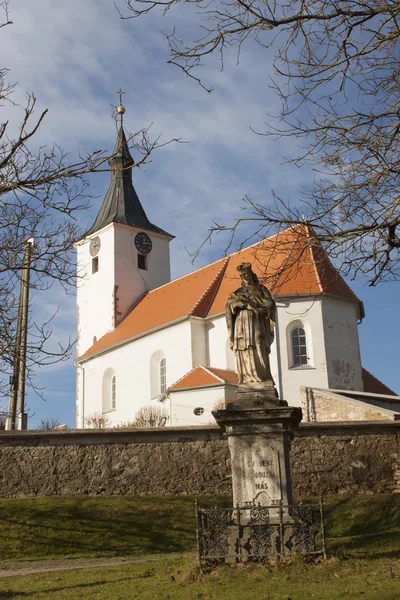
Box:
(226, 284, 276, 385)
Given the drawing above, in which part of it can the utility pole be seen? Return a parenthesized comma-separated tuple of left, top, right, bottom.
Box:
(6, 238, 34, 430)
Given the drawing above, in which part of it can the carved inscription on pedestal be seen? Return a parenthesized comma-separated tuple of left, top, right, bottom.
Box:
(250, 442, 281, 504)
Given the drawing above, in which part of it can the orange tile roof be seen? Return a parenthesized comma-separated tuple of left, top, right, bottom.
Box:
(170, 366, 238, 390)
(80, 225, 361, 360)
(207, 225, 359, 315)
(80, 257, 228, 358)
(362, 368, 397, 396)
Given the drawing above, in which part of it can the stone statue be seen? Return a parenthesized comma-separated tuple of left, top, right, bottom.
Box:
(226, 262, 276, 390)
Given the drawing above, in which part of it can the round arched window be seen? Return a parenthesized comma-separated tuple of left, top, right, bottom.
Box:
(193, 407, 204, 416)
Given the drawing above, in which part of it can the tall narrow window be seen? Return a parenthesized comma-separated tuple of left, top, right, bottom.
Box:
(291, 327, 308, 366)
(138, 254, 147, 270)
(102, 368, 116, 413)
(92, 257, 99, 274)
(160, 358, 167, 394)
(111, 375, 116, 410)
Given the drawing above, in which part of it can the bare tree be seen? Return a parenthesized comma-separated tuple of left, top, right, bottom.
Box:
(0, 3, 179, 407)
(133, 405, 168, 427)
(36, 417, 62, 430)
(84, 412, 111, 429)
(122, 0, 400, 285)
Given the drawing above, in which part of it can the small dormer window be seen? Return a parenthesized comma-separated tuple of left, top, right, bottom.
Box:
(138, 254, 147, 270)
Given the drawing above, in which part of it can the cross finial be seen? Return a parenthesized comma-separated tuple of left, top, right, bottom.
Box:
(116, 88, 126, 125)
(117, 88, 125, 105)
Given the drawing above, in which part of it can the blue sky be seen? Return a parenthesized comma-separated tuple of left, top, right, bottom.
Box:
(1, 0, 398, 427)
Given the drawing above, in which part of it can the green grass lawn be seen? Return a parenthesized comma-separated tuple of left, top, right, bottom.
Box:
(0, 494, 399, 599)
(0, 556, 399, 600)
(323, 493, 400, 557)
(0, 494, 399, 563)
(0, 495, 232, 563)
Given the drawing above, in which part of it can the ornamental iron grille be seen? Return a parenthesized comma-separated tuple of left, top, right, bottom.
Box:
(195, 498, 327, 568)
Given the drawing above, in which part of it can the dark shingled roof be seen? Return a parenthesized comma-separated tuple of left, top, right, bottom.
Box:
(86, 125, 173, 238)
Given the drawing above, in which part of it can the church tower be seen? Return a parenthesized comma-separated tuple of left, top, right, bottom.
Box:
(75, 100, 174, 357)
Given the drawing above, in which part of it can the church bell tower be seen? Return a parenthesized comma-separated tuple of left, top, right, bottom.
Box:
(75, 97, 174, 357)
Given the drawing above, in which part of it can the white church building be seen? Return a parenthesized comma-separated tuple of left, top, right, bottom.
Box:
(75, 114, 396, 428)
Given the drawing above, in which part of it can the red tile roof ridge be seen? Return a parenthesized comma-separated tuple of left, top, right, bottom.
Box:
(326, 255, 360, 302)
(224, 228, 282, 256)
(205, 366, 239, 383)
(169, 365, 239, 390)
(223, 225, 306, 270)
(306, 227, 324, 294)
(145, 227, 288, 296)
(142, 257, 227, 297)
(168, 365, 217, 390)
(190, 258, 230, 317)
(199, 365, 227, 383)
(308, 228, 360, 303)
(130, 225, 303, 301)
(269, 227, 303, 293)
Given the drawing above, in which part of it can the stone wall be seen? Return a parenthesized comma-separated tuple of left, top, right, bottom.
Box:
(301, 387, 399, 422)
(0, 427, 231, 498)
(1, 422, 399, 498)
(292, 422, 400, 495)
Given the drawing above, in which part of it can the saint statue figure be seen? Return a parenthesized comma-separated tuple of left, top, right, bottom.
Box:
(226, 262, 276, 386)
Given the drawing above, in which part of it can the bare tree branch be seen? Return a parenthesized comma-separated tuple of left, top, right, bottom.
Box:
(0, 12, 179, 405)
(121, 0, 400, 285)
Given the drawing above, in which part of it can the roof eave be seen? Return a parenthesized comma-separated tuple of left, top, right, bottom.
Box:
(77, 314, 190, 364)
(168, 382, 237, 393)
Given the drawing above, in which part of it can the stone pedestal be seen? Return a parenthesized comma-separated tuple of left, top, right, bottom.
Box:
(213, 394, 302, 510)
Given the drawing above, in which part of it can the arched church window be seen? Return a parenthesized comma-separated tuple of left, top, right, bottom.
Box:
(160, 358, 167, 394)
(102, 368, 116, 413)
(150, 350, 166, 398)
(291, 327, 308, 366)
(111, 375, 117, 410)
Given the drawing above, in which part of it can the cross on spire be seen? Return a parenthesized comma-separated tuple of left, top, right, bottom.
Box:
(116, 88, 126, 126)
(117, 88, 125, 105)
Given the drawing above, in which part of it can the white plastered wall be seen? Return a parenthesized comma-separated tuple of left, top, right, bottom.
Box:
(113, 223, 171, 325)
(77, 320, 192, 427)
(76, 225, 116, 357)
(276, 297, 329, 406)
(321, 296, 363, 390)
(207, 316, 238, 371)
(167, 385, 236, 426)
(76, 223, 171, 358)
(190, 318, 208, 367)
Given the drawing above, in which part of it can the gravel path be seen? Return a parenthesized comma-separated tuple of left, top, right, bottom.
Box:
(0, 553, 194, 579)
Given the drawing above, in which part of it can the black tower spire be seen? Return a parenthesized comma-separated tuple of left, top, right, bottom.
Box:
(86, 99, 173, 238)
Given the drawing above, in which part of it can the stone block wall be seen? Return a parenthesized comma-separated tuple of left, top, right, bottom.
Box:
(0, 422, 399, 498)
(0, 427, 231, 498)
(292, 423, 400, 495)
(301, 387, 398, 422)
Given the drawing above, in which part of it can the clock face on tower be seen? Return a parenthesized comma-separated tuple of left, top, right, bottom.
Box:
(89, 236, 101, 257)
(134, 232, 152, 254)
